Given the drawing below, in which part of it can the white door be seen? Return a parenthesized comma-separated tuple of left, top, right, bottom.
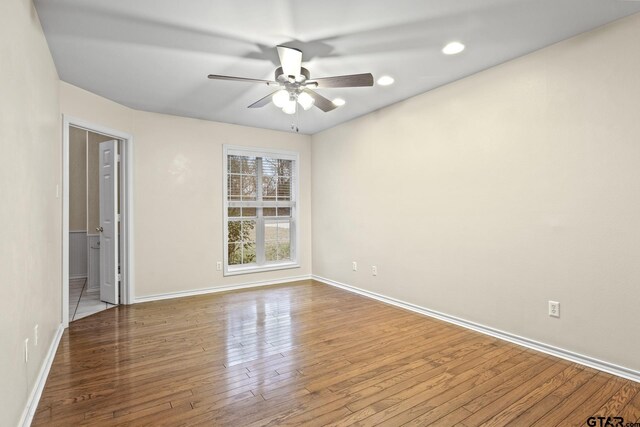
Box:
(98, 140, 119, 305)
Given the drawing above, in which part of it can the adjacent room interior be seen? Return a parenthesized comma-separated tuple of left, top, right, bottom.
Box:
(2, 0, 640, 426)
(68, 126, 123, 321)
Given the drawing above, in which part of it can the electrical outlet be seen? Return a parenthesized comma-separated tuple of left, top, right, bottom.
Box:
(352, 261, 357, 271)
(24, 338, 29, 363)
(34, 325, 38, 346)
(548, 301, 560, 318)
(372, 266, 377, 276)
(216, 261, 222, 271)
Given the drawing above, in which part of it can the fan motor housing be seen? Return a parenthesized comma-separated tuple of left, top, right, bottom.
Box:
(275, 66, 310, 84)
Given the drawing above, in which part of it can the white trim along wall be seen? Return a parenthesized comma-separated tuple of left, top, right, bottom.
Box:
(134, 275, 312, 303)
(18, 325, 64, 427)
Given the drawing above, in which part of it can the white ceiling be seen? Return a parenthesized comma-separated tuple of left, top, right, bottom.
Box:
(35, 0, 640, 134)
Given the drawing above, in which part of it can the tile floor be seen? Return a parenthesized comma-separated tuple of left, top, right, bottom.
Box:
(69, 278, 116, 322)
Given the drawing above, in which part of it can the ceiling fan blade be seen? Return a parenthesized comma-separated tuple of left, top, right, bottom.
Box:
(277, 46, 302, 77)
(208, 74, 278, 85)
(248, 91, 279, 108)
(306, 73, 374, 88)
(302, 89, 337, 112)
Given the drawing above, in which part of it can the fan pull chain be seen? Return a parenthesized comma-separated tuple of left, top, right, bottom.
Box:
(291, 104, 300, 133)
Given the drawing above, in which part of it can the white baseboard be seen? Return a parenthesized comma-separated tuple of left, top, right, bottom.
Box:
(134, 275, 313, 303)
(312, 275, 640, 384)
(19, 323, 64, 427)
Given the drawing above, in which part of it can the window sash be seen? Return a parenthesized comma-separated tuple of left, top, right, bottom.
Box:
(223, 146, 298, 275)
(227, 200, 294, 208)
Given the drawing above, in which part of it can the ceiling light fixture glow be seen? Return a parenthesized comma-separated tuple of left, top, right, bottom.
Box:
(297, 91, 315, 110)
(272, 90, 289, 108)
(282, 99, 297, 114)
(332, 98, 346, 107)
(442, 41, 465, 55)
(377, 76, 395, 86)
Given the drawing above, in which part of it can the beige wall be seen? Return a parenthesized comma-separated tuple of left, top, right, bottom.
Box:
(69, 127, 87, 231)
(312, 13, 640, 372)
(60, 82, 312, 298)
(132, 111, 312, 296)
(0, 0, 61, 425)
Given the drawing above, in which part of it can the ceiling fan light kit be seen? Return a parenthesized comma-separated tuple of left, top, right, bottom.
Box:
(297, 91, 315, 111)
(272, 90, 290, 108)
(271, 68, 315, 114)
(207, 45, 374, 117)
(282, 99, 297, 115)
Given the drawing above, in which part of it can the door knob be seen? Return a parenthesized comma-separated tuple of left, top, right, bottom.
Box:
(96, 226, 104, 233)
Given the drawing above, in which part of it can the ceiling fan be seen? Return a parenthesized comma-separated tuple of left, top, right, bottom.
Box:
(207, 46, 374, 114)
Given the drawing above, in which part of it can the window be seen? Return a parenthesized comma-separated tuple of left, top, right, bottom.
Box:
(223, 146, 299, 275)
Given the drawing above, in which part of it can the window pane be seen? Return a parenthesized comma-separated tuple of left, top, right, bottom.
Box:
(265, 221, 278, 241)
(228, 220, 242, 243)
(242, 207, 256, 217)
(228, 175, 241, 200)
(262, 157, 277, 176)
(277, 221, 290, 242)
(277, 207, 291, 217)
(228, 207, 240, 217)
(264, 207, 276, 217)
(242, 175, 257, 200)
(265, 242, 277, 262)
(262, 176, 276, 200)
(264, 219, 290, 262)
(278, 241, 291, 260)
(243, 243, 256, 263)
(228, 243, 241, 265)
(277, 177, 291, 200)
(228, 156, 242, 174)
(278, 159, 292, 176)
(241, 156, 257, 174)
(242, 220, 256, 242)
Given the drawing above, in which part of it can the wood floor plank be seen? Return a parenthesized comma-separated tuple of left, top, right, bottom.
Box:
(531, 372, 612, 426)
(590, 382, 640, 420)
(32, 280, 640, 426)
(458, 360, 570, 426)
(556, 376, 626, 427)
(617, 388, 640, 424)
(366, 353, 551, 426)
(504, 367, 599, 426)
(480, 363, 585, 426)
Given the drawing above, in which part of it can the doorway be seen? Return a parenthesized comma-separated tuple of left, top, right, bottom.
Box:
(62, 116, 134, 327)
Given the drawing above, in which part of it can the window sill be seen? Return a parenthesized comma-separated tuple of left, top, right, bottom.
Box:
(224, 262, 300, 277)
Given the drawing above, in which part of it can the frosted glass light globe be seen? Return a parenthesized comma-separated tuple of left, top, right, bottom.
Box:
(297, 91, 315, 110)
(272, 90, 289, 108)
(282, 99, 297, 114)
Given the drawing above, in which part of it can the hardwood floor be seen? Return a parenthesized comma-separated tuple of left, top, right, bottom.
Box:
(33, 280, 640, 426)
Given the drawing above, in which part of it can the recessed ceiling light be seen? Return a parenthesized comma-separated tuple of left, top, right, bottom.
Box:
(377, 76, 395, 86)
(442, 41, 465, 55)
(332, 98, 346, 107)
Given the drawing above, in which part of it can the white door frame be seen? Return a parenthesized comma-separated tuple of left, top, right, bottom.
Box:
(62, 115, 135, 328)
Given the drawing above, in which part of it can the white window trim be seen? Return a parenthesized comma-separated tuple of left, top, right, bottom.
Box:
(223, 145, 300, 276)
